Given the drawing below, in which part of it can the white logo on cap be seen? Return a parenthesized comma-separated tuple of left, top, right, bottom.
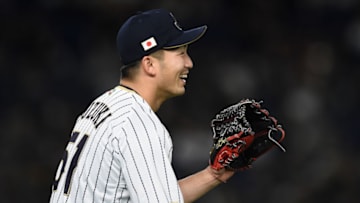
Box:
(141, 37, 157, 51)
(169, 12, 182, 31)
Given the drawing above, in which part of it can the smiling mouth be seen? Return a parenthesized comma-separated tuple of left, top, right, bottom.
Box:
(180, 74, 188, 83)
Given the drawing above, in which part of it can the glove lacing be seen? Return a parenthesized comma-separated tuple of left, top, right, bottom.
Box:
(268, 126, 286, 152)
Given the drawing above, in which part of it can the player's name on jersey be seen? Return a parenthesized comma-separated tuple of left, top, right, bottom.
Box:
(80, 101, 111, 128)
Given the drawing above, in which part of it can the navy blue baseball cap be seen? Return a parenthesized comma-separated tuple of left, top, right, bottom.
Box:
(116, 8, 207, 66)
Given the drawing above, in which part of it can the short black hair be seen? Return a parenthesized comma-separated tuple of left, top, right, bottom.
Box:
(120, 60, 141, 79)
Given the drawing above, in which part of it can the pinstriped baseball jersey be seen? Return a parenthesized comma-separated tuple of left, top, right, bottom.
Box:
(50, 86, 184, 203)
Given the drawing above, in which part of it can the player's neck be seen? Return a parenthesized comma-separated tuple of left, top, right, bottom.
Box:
(119, 80, 165, 112)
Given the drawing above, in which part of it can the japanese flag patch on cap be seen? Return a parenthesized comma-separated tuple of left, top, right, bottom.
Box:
(141, 37, 157, 51)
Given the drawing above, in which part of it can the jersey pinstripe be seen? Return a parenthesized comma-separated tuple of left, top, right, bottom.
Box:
(50, 86, 183, 203)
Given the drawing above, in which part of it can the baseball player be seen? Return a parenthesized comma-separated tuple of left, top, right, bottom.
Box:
(49, 8, 235, 203)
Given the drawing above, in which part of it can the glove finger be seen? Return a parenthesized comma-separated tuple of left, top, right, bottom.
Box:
(270, 125, 285, 143)
(268, 116, 278, 126)
(257, 108, 269, 117)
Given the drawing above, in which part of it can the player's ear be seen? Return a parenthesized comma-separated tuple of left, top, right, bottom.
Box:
(141, 55, 157, 77)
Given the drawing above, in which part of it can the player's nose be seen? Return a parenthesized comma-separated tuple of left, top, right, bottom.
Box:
(185, 53, 193, 69)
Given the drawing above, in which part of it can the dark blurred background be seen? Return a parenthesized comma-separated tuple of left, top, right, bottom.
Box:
(1, 0, 360, 202)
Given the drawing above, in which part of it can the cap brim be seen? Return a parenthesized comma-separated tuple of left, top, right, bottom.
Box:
(163, 25, 207, 49)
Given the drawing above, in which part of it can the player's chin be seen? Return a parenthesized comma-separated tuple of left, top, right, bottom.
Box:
(172, 86, 186, 97)
(174, 88, 186, 97)
(169, 80, 186, 96)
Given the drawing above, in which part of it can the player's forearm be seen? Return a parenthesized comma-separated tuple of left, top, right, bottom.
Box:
(178, 166, 234, 203)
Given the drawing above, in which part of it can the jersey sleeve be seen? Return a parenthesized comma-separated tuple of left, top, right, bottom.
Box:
(116, 106, 183, 203)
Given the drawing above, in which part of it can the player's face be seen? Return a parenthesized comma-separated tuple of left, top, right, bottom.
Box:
(155, 45, 193, 98)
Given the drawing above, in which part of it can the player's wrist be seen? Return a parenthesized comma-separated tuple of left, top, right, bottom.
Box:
(207, 166, 234, 183)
